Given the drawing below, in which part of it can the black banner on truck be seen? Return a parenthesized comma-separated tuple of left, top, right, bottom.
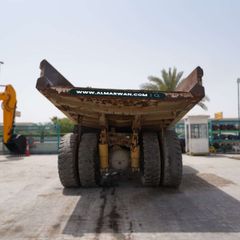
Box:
(69, 88, 166, 99)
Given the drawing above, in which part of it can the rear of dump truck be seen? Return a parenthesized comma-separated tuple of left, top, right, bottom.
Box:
(36, 60, 205, 188)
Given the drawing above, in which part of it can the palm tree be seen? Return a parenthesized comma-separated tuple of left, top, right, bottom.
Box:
(140, 67, 183, 91)
(140, 67, 209, 110)
(197, 95, 210, 111)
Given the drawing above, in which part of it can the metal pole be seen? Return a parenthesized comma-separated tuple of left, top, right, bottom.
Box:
(0, 61, 4, 82)
(237, 78, 240, 137)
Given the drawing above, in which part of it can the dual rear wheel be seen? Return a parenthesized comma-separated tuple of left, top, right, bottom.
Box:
(58, 130, 182, 188)
(58, 133, 99, 188)
(141, 130, 182, 188)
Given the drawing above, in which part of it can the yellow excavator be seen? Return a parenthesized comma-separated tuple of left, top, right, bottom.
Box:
(0, 84, 26, 154)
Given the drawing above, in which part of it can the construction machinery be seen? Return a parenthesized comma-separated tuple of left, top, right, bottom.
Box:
(0, 85, 26, 154)
(36, 60, 205, 188)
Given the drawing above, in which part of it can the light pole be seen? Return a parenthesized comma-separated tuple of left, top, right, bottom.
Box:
(237, 78, 240, 137)
(0, 61, 4, 82)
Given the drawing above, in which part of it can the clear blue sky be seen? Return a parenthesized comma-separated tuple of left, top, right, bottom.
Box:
(0, 0, 240, 123)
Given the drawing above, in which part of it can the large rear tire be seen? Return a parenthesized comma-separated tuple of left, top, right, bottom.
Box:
(58, 133, 80, 188)
(160, 130, 182, 188)
(141, 132, 161, 187)
(78, 133, 100, 187)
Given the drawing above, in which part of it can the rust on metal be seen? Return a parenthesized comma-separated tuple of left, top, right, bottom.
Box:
(36, 60, 205, 130)
(176, 66, 204, 97)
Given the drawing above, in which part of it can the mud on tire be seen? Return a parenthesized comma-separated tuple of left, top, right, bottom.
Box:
(58, 133, 80, 188)
(160, 130, 182, 188)
(141, 132, 161, 187)
(78, 133, 100, 187)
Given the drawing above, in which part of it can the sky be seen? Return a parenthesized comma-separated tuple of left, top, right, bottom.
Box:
(0, 0, 240, 123)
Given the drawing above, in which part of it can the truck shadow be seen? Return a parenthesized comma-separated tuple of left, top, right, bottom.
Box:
(62, 165, 240, 236)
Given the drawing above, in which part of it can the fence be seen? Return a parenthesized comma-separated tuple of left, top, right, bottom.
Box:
(0, 124, 60, 154)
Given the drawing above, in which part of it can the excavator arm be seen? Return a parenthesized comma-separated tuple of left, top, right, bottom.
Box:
(0, 85, 26, 154)
(0, 85, 17, 143)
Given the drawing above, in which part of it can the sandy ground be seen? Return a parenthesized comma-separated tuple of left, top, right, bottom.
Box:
(0, 154, 240, 240)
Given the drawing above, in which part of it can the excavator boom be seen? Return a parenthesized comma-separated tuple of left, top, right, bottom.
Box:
(0, 85, 26, 154)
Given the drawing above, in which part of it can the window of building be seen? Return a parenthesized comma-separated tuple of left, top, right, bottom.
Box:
(190, 124, 208, 139)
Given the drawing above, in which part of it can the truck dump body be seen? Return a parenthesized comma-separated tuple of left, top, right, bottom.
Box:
(36, 60, 205, 130)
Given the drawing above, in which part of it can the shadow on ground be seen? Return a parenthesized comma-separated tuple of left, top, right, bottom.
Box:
(0, 155, 25, 162)
(62, 165, 240, 237)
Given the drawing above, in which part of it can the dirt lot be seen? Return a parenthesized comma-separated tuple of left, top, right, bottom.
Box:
(0, 154, 240, 240)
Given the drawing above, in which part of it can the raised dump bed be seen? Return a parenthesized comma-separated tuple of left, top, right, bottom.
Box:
(36, 60, 205, 188)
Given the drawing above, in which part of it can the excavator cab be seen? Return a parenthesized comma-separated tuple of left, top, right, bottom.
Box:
(0, 85, 26, 154)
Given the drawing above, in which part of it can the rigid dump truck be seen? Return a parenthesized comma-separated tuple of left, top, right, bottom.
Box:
(36, 60, 205, 188)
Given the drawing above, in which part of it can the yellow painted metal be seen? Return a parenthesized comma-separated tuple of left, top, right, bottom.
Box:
(99, 143, 109, 170)
(131, 145, 140, 170)
(99, 128, 109, 170)
(130, 131, 140, 171)
(214, 112, 223, 120)
(99, 128, 107, 144)
(0, 85, 17, 144)
(209, 146, 216, 153)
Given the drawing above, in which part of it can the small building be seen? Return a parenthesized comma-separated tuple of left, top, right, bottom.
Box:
(184, 115, 209, 155)
(175, 117, 240, 154)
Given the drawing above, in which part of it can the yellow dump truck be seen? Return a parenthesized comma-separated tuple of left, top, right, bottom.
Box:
(36, 60, 205, 188)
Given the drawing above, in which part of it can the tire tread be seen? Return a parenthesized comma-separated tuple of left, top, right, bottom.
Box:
(58, 133, 80, 188)
(141, 132, 161, 187)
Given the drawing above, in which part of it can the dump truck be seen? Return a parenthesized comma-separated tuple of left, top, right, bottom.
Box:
(36, 60, 205, 188)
